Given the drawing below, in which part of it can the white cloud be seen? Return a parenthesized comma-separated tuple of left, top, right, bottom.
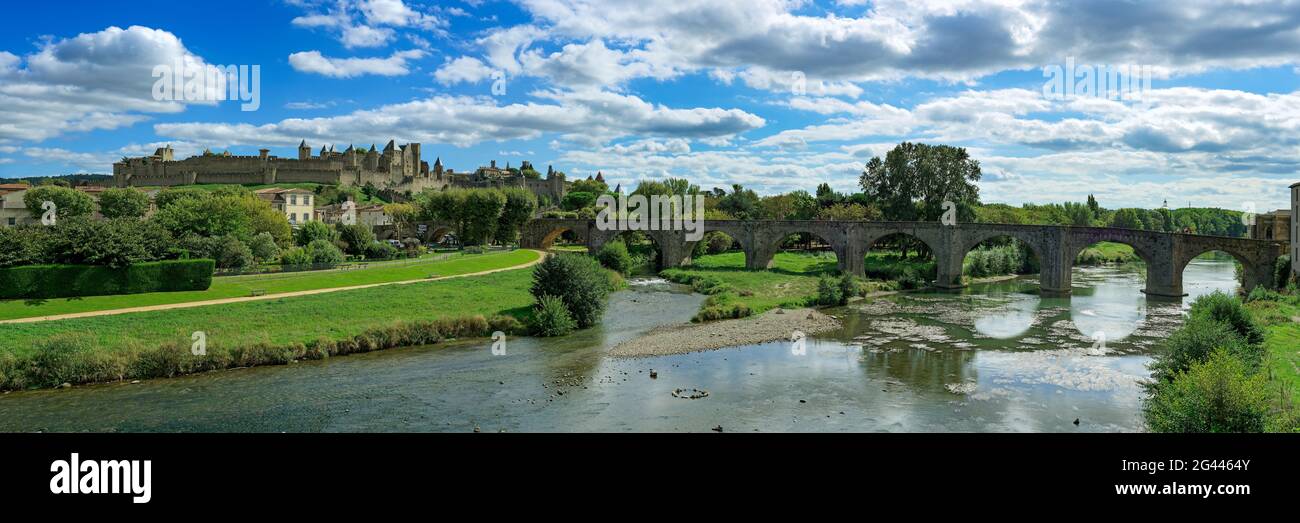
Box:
(0, 25, 217, 143)
(434, 56, 494, 85)
(154, 91, 765, 149)
(289, 49, 426, 78)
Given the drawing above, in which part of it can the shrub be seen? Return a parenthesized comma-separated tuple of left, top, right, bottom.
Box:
(23, 185, 95, 220)
(816, 274, 844, 306)
(896, 267, 925, 290)
(305, 239, 344, 266)
(488, 315, 525, 335)
(838, 274, 858, 304)
(364, 241, 398, 260)
(97, 187, 151, 219)
(596, 240, 633, 275)
(335, 223, 376, 255)
(1188, 291, 1264, 345)
(0, 259, 214, 299)
(530, 294, 576, 336)
(295, 220, 336, 247)
(217, 235, 255, 269)
(279, 247, 311, 266)
(1143, 349, 1273, 433)
(0, 226, 50, 268)
(1147, 315, 1261, 384)
(1274, 255, 1291, 289)
(247, 232, 280, 263)
(530, 253, 611, 329)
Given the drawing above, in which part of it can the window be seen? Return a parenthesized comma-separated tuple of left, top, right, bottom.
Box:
(305, 195, 311, 206)
(6, 217, 13, 226)
(290, 195, 297, 205)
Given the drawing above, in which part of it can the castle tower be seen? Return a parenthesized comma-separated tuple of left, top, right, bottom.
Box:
(299, 140, 310, 161)
(433, 157, 443, 178)
(366, 144, 379, 171)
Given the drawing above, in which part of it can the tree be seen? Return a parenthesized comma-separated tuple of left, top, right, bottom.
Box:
(460, 189, 506, 245)
(153, 191, 290, 246)
(562, 191, 597, 211)
(496, 188, 537, 245)
(570, 178, 607, 195)
(247, 232, 281, 263)
(860, 142, 982, 222)
(1110, 208, 1144, 230)
(295, 220, 337, 246)
(154, 187, 207, 209)
(1086, 194, 1100, 219)
(383, 203, 417, 239)
(1144, 349, 1272, 433)
(815, 203, 881, 221)
(335, 223, 376, 255)
(530, 253, 611, 329)
(815, 183, 841, 208)
(758, 194, 796, 220)
(717, 184, 760, 220)
(97, 187, 151, 219)
(217, 235, 255, 269)
(23, 185, 95, 221)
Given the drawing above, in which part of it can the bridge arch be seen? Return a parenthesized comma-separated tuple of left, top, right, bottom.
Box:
(956, 232, 1043, 283)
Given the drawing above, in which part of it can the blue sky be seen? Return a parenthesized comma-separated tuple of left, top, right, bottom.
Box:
(2, 0, 1299, 211)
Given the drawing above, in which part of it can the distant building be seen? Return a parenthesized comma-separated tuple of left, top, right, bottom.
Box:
(1249, 209, 1289, 241)
(0, 183, 31, 227)
(255, 187, 316, 226)
(1292, 182, 1299, 279)
(113, 141, 571, 204)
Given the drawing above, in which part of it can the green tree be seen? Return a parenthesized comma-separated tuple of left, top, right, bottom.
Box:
(1144, 349, 1273, 433)
(562, 191, 598, 211)
(460, 189, 507, 245)
(1110, 208, 1144, 230)
(23, 185, 95, 221)
(496, 188, 537, 245)
(295, 220, 336, 247)
(570, 178, 608, 195)
(860, 142, 982, 222)
(97, 187, 151, 219)
(530, 253, 611, 329)
(154, 187, 207, 209)
(335, 223, 376, 255)
(383, 202, 417, 239)
(247, 232, 281, 263)
(717, 184, 760, 220)
(596, 240, 633, 275)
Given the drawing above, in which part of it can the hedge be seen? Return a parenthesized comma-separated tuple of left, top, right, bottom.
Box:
(0, 259, 215, 299)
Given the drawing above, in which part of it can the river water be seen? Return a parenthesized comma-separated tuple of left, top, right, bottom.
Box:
(0, 258, 1237, 432)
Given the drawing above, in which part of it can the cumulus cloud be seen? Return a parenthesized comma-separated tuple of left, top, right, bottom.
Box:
(289, 49, 426, 78)
(153, 91, 765, 148)
(434, 56, 494, 85)
(291, 0, 446, 48)
(0, 25, 217, 143)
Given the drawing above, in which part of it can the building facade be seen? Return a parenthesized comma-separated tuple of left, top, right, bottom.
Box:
(255, 187, 316, 226)
(0, 184, 31, 227)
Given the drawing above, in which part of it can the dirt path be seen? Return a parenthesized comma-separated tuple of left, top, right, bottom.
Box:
(0, 250, 545, 325)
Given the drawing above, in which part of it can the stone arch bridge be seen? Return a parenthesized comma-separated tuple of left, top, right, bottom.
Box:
(520, 218, 1286, 297)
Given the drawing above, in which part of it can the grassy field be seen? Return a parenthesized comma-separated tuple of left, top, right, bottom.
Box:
(663, 251, 867, 318)
(1246, 297, 1300, 398)
(0, 267, 538, 358)
(0, 250, 539, 321)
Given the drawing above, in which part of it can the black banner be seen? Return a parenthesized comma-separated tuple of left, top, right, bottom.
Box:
(2, 433, 1291, 511)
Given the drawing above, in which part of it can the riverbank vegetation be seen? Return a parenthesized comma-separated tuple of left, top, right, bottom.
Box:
(1144, 290, 1299, 432)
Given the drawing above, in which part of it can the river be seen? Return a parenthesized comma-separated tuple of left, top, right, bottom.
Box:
(0, 257, 1238, 432)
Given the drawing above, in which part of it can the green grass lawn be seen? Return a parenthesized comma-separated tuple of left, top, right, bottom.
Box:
(1248, 298, 1300, 398)
(0, 267, 538, 358)
(0, 249, 539, 321)
(663, 251, 845, 315)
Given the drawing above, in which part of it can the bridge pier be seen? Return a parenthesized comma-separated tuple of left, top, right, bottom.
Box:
(839, 243, 865, 277)
(745, 243, 777, 270)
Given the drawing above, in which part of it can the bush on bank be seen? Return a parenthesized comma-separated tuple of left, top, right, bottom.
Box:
(0, 259, 214, 300)
(1144, 290, 1296, 433)
(529, 253, 611, 329)
(0, 313, 525, 391)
